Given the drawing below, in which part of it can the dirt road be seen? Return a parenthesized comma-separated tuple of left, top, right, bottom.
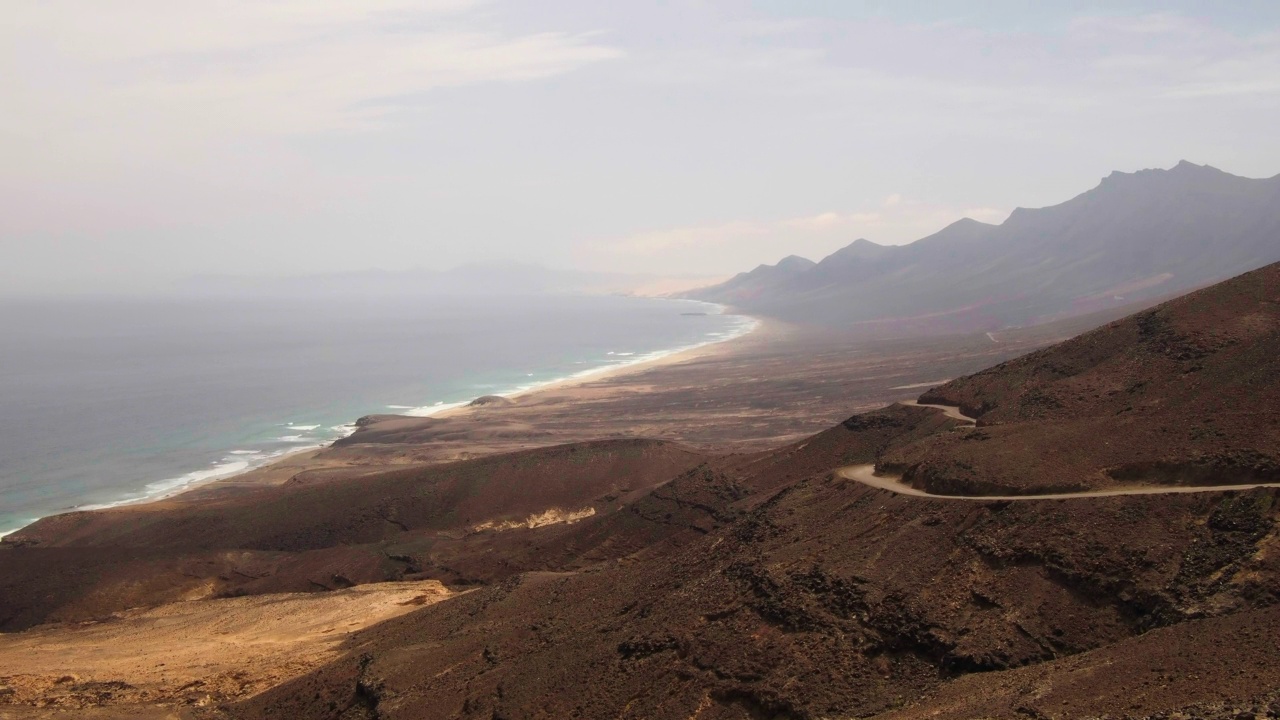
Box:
(839, 401, 1280, 500)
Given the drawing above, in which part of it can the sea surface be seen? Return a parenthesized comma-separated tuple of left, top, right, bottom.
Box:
(0, 295, 754, 536)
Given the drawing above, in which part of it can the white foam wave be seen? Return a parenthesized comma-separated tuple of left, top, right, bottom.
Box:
(75, 459, 255, 512)
(276, 434, 312, 443)
(0, 520, 38, 539)
(71, 439, 334, 515)
(265, 444, 322, 459)
(393, 301, 760, 408)
(401, 400, 469, 417)
(7, 299, 757, 537)
(6, 405, 370, 535)
(143, 460, 251, 495)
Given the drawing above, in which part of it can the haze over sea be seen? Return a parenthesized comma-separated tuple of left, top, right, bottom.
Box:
(0, 295, 753, 536)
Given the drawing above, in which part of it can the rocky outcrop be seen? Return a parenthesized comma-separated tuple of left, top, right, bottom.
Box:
(468, 395, 514, 408)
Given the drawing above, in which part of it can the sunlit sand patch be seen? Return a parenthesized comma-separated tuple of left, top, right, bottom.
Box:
(0, 580, 453, 710)
(888, 379, 952, 390)
(471, 506, 597, 533)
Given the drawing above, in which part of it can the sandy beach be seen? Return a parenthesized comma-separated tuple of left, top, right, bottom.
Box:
(172, 309, 1117, 503)
(168, 315, 769, 498)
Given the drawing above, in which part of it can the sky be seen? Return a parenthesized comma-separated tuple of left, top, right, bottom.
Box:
(4, 1, 1280, 294)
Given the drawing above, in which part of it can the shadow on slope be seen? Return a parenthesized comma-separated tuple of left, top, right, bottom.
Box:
(0, 440, 707, 631)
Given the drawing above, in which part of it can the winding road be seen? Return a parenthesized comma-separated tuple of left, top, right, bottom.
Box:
(897, 399, 977, 424)
(836, 401, 1280, 501)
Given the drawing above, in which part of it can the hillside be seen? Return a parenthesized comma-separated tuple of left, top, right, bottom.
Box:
(0, 440, 708, 631)
(685, 254, 815, 306)
(883, 261, 1280, 495)
(230, 264, 1280, 719)
(2, 266, 1278, 719)
(688, 162, 1280, 334)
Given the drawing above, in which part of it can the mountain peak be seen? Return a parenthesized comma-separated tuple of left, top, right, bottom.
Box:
(1168, 159, 1232, 178)
(686, 162, 1280, 330)
(776, 255, 816, 270)
(824, 238, 888, 261)
(946, 216, 997, 231)
(1101, 160, 1231, 185)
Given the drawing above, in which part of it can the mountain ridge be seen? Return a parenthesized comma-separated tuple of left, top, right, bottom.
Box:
(686, 162, 1280, 334)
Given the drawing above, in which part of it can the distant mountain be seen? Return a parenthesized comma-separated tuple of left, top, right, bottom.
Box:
(686, 161, 1280, 334)
(690, 254, 815, 305)
(178, 262, 718, 298)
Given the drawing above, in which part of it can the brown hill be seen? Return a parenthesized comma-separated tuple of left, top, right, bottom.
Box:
(3, 266, 1279, 719)
(890, 261, 1280, 495)
(0, 439, 707, 631)
(232, 405, 1279, 719)
(225, 265, 1280, 720)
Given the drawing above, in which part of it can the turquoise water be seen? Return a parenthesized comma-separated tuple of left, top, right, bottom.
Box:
(0, 295, 754, 536)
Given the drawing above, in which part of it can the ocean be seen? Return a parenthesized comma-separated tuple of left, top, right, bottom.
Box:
(0, 295, 754, 537)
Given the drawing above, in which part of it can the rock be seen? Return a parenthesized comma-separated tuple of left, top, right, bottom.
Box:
(469, 395, 514, 408)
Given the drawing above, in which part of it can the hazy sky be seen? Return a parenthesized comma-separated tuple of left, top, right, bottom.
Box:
(5, 1, 1280, 294)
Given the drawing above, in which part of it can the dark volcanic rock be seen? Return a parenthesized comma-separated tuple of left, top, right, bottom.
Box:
(468, 395, 514, 408)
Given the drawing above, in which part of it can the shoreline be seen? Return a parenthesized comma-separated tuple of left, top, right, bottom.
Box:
(390, 306, 759, 419)
(430, 313, 764, 419)
(0, 305, 764, 537)
(183, 310, 766, 494)
(2, 300, 1105, 541)
(170, 310, 764, 498)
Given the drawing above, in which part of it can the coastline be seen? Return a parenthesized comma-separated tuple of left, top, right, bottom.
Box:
(2, 303, 1098, 542)
(389, 306, 759, 419)
(432, 312, 764, 417)
(176, 310, 766, 497)
(0, 305, 763, 537)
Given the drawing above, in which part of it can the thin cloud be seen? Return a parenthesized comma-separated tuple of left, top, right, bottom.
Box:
(601, 220, 770, 257)
(2, 1, 623, 136)
(579, 199, 1011, 273)
(5, 5, 1280, 293)
(1068, 13, 1205, 38)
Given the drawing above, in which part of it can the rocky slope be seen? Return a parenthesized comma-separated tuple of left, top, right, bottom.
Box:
(231, 405, 1279, 719)
(3, 265, 1279, 719)
(889, 261, 1280, 495)
(224, 264, 1280, 720)
(0, 440, 707, 631)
